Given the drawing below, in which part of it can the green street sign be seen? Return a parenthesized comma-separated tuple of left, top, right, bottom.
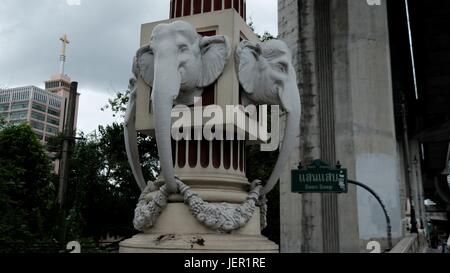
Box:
(292, 160, 348, 193)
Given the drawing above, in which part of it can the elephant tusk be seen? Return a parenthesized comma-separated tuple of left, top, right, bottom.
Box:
(124, 83, 149, 192)
(262, 88, 301, 195)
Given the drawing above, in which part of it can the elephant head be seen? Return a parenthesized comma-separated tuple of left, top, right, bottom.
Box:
(133, 21, 231, 194)
(236, 39, 301, 195)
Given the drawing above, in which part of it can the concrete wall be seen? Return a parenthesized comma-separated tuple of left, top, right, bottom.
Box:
(343, 0, 403, 244)
(279, 0, 404, 252)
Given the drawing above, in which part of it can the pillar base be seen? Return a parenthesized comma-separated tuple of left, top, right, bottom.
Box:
(119, 233, 279, 253)
(119, 203, 278, 253)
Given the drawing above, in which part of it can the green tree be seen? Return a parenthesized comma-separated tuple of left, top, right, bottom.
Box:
(101, 90, 130, 118)
(0, 124, 57, 249)
(50, 121, 159, 242)
(248, 19, 276, 42)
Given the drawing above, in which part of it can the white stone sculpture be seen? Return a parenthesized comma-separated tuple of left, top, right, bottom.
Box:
(133, 182, 170, 231)
(235, 39, 302, 195)
(125, 21, 299, 234)
(133, 179, 267, 232)
(132, 21, 231, 194)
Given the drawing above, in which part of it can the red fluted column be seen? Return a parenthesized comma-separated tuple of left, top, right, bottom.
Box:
(170, 0, 246, 20)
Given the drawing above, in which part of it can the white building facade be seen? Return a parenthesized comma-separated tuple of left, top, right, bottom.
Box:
(0, 86, 64, 142)
(0, 72, 79, 143)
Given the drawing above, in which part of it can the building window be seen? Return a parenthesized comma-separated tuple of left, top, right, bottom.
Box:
(31, 111, 46, 122)
(32, 102, 46, 112)
(0, 113, 8, 119)
(47, 117, 60, 126)
(45, 81, 60, 89)
(0, 104, 9, 112)
(47, 108, 60, 117)
(49, 98, 62, 108)
(10, 111, 28, 120)
(46, 125, 59, 135)
(11, 102, 28, 110)
(30, 120, 44, 131)
(0, 94, 10, 103)
(12, 91, 30, 101)
(33, 92, 47, 103)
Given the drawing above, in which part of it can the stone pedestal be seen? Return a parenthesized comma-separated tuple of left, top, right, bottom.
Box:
(119, 204, 278, 253)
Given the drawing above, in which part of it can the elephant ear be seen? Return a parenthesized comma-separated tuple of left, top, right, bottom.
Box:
(198, 35, 231, 88)
(133, 45, 155, 87)
(235, 41, 263, 96)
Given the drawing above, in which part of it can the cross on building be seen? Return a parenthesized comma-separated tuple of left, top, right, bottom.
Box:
(59, 34, 70, 75)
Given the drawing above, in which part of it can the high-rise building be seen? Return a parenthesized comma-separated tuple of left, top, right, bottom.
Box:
(0, 85, 65, 142)
(0, 34, 79, 142)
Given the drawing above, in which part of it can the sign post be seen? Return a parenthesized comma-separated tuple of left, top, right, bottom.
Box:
(292, 160, 348, 194)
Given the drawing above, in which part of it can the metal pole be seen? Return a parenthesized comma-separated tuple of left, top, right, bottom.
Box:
(57, 82, 78, 245)
(348, 180, 393, 250)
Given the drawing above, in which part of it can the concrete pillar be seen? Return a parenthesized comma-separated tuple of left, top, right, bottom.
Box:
(279, 0, 403, 252)
(410, 139, 427, 230)
(343, 0, 403, 251)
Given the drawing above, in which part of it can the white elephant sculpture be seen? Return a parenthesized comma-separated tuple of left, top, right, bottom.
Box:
(126, 21, 231, 194)
(235, 39, 301, 195)
(126, 21, 300, 233)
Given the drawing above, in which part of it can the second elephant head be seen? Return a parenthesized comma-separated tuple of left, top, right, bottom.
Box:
(133, 21, 231, 193)
(236, 40, 301, 195)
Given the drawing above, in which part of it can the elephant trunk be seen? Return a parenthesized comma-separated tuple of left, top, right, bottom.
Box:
(152, 52, 181, 194)
(262, 82, 301, 195)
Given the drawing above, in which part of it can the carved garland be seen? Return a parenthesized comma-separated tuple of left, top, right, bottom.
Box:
(133, 180, 267, 232)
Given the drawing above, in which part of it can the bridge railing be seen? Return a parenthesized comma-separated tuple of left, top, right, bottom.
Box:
(389, 234, 427, 253)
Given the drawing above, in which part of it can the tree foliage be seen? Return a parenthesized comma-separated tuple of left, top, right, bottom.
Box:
(0, 96, 160, 251)
(0, 124, 57, 248)
(101, 90, 131, 118)
(248, 20, 276, 42)
(48, 122, 159, 242)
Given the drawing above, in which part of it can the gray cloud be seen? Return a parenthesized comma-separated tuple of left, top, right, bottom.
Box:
(0, 0, 170, 92)
(0, 0, 277, 133)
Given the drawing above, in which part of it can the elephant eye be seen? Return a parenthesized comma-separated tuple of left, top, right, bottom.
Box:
(273, 62, 288, 73)
(178, 44, 189, 53)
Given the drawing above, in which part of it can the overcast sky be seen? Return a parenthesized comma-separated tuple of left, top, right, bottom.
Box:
(0, 0, 278, 134)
